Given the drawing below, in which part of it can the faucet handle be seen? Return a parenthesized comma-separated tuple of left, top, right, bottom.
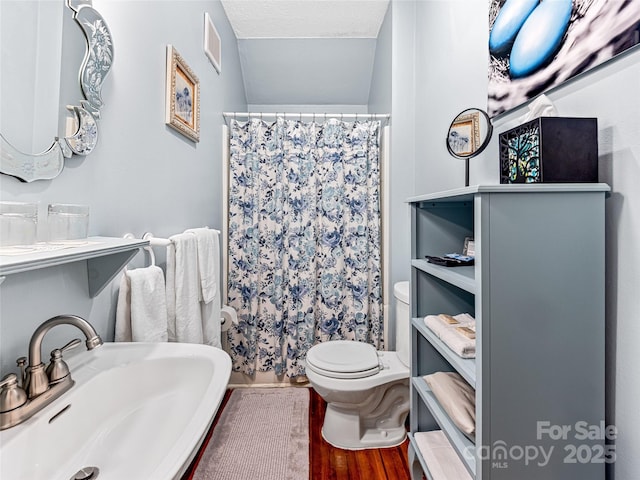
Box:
(16, 357, 27, 386)
(46, 338, 82, 384)
(0, 373, 28, 413)
(59, 338, 82, 354)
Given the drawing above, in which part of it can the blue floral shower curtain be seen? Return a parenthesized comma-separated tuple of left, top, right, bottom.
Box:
(227, 117, 383, 378)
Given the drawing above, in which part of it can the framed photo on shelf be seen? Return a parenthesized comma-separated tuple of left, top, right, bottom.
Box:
(165, 45, 200, 142)
(463, 236, 475, 257)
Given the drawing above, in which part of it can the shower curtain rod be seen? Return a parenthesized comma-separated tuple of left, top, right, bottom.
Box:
(222, 112, 390, 125)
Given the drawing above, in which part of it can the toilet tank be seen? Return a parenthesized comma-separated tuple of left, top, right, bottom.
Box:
(393, 281, 410, 367)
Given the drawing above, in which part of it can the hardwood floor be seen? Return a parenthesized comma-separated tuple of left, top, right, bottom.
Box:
(182, 387, 412, 480)
(309, 387, 412, 479)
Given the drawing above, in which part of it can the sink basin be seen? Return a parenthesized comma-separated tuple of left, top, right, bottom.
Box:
(0, 342, 231, 480)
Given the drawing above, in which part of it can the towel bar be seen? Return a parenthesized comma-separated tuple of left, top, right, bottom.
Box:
(124, 228, 222, 268)
(142, 232, 171, 247)
(123, 233, 155, 267)
(142, 229, 221, 247)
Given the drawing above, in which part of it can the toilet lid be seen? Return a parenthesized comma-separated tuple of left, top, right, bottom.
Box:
(306, 340, 380, 379)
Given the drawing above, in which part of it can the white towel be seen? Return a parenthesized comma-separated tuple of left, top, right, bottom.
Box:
(184, 228, 218, 303)
(165, 233, 204, 343)
(115, 272, 132, 342)
(413, 431, 473, 480)
(115, 266, 168, 342)
(185, 228, 218, 302)
(424, 313, 476, 359)
(185, 228, 222, 348)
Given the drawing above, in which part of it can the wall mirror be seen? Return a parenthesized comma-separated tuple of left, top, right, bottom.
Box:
(446, 108, 493, 186)
(0, 0, 113, 183)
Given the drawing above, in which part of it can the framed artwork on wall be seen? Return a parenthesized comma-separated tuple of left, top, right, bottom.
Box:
(165, 45, 200, 142)
(204, 12, 221, 74)
(488, 0, 640, 118)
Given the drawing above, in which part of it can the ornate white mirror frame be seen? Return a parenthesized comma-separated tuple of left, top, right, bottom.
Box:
(0, 0, 113, 183)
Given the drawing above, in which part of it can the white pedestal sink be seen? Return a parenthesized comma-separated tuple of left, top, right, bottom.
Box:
(0, 342, 231, 480)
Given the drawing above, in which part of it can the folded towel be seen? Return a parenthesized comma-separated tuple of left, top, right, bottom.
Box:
(184, 228, 219, 303)
(200, 300, 221, 348)
(424, 371, 476, 439)
(424, 313, 476, 358)
(185, 228, 222, 348)
(129, 266, 168, 342)
(166, 233, 204, 343)
(413, 431, 473, 480)
(115, 266, 168, 342)
(115, 272, 132, 342)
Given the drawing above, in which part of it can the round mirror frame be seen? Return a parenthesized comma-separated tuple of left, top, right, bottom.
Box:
(446, 108, 493, 160)
(0, 0, 113, 183)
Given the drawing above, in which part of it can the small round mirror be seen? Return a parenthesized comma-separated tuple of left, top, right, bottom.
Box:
(446, 108, 493, 159)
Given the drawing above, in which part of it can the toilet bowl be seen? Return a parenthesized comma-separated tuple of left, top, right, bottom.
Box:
(305, 281, 411, 450)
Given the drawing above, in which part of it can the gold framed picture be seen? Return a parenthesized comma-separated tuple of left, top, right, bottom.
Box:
(165, 45, 200, 142)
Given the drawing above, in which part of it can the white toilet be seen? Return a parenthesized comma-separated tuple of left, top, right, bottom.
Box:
(305, 281, 411, 450)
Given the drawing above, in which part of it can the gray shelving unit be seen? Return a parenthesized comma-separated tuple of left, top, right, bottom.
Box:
(407, 184, 609, 480)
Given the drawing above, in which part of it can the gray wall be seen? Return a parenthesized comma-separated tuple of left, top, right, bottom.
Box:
(368, 2, 391, 116)
(367, 2, 395, 346)
(239, 38, 376, 106)
(388, 0, 416, 289)
(398, 1, 640, 478)
(414, 0, 489, 192)
(0, 0, 247, 373)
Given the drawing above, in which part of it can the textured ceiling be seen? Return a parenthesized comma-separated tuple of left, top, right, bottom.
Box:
(221, 0, 390, 38)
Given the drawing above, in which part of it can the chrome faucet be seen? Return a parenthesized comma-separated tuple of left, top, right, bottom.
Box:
(0, 314, 103, 430)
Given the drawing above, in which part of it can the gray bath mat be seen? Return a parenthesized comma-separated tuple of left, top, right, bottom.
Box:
(193, 387, 309, 480)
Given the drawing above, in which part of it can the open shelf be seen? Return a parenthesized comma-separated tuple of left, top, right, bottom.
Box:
(412, 376, 476, 476)
(412, 259, 475, 294)
(410, 431, 474, 480)
(412, 317, 476, 387)
(0, 236, 148, 297)
(409, 433, 438, 480)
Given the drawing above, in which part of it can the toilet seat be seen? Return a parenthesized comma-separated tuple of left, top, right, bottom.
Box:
(306, 341, 380, 379)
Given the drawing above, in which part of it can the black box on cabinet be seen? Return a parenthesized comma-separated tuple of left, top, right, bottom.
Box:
(499, 117, 598, 184)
